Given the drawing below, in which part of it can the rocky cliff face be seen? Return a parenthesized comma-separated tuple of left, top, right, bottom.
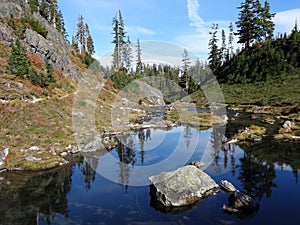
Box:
(0, 0, 30, 19)
(0, 0, 81, 80)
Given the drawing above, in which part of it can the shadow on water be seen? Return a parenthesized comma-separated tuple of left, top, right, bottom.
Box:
(0, 158, 76, 225)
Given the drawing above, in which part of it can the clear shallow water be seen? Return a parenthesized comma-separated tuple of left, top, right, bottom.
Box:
(0, 122, 300, 225)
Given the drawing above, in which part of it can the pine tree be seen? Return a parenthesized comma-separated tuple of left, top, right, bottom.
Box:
(56, 10, 67, 37)
(75, 14, 86, 54)
(85, 23, 95, 55)
(208, 23, 221, 71)
(136, 38, 142, 73)
(182, 48, 191, 74)
(111, 10, 127, 69)
(7, 40, 30, 77)
(180, 48, 191, 91)
(221, 29, 227, 63)
(29, 0, 39, 12)
(228, 22, 234, 59)
(235, 0, 256, 48)
(39, 0, 49, 19)
(123, 36, 132, 72)
(111, 15, 120, 69)
(260, 1, 275, 41)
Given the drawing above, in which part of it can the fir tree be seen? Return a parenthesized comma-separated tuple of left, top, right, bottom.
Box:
(85, 23, 95, 55)
(208, 23, 221, 71)
(180, 48, 191, 91)
(221, 29, 227, 63)
(136, 38, 142, 73)
(111, 10, 127, 69)
(7, 40, 30, 77)
(75, 14, 86, 54)
(228, 22, 234, 59)
(123, 36, 132, 72)
(235, 0, 256, 48)
(260, 1, 275, 41)
(29, 0, 39, 12)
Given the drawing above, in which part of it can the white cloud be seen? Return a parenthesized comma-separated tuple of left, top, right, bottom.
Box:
(273, 8, 300, 35)
(126, 26, 156, 37)
(187, 0, 205, 31)
(174, 0, 234, 59)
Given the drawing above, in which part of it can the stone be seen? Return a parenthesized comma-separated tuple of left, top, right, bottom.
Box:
(60, 152, 68, 157)
(72, 111, 85, 119)
(189, 160, 205, 169)
(149, 165, 219, 207)
(283, 120, 292, 129)
(220, 180, 237, 192)
(28, 146, 39, 151)
(82, 137, 104, 152)
(25, 155, 41, 161)
(223, 192, 259, 215)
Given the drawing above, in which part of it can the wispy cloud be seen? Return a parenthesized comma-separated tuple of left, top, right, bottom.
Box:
(187, 0, 205, 31)
(273, 8, 300, 34)
(174, 0, 232, 59)
(126, 26, 156, 37)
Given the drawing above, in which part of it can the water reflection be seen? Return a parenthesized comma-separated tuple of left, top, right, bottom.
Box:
(0, 123, 299, 224)
(238, 152, 277, 200)
(0, 160, 74, 225)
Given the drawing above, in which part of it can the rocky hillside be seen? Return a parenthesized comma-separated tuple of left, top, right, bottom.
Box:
(0, 0, 92, 171)
(0, 0, 81, 81)
(0, 0, 169, 171)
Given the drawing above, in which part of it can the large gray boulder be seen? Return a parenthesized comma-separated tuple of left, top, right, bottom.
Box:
(149, 165, 219, 207)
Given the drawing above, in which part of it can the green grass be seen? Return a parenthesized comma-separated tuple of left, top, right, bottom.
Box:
(188, 70, 300, 108)
(221, 71, 300, 106)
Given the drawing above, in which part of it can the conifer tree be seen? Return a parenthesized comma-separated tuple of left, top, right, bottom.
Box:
(85, 23, 95, 55)
(111, 10, 127, 69)
(7, 40, 30, 77)
(123, 36, 132, 72)
(29, 0, 39, 12)
(260, 1, 275, 41)
(75, 14, 86, 54)
(228, 22, 234, 59)
(208, 23, 221, 71)
(136, 38, 142, 73)
(180, 48, 191, 91)
(235, 0, 256, 48)
(221, 29, 227, 63)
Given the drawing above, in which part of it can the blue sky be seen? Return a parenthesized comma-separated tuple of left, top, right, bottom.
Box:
(58, 0, 300, 64)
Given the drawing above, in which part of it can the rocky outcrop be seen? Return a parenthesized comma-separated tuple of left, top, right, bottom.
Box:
(0, 23, 14, 46)
(149, 165, 218, 207)
(0, 0, 81, 81)
(0, 0, 30, 19)
(25, 28, 81, 81)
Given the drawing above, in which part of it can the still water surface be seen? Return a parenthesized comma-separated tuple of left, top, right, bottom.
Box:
(0, 120, 300, 225)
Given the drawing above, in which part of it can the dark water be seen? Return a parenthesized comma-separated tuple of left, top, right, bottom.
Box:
(1, 119, 300, 225)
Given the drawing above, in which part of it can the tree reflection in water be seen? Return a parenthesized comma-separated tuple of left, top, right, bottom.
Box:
(238, 153, 277, 200)
(209, 120, 300, 202)
(0, 161, 75, 225)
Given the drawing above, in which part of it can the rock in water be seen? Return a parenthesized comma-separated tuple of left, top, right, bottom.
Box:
(149, 165, 218, 207)
(220, 180, 237, 192)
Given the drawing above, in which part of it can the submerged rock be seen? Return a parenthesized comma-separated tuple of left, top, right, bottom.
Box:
(223, 192, 259, 215)
(149, 165, 218, 207)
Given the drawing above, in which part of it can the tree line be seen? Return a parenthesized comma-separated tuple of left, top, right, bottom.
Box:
(28, 0, 67, 37)
(208, 0, 300, 84)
